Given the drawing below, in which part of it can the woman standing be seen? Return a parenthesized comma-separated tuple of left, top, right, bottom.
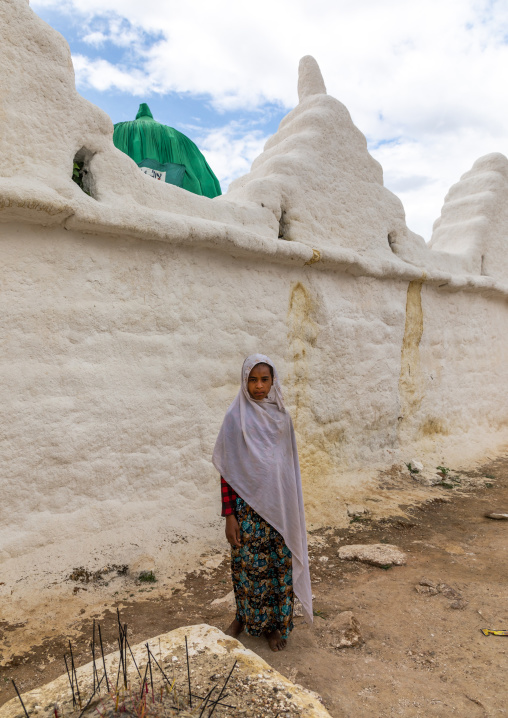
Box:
(212, 354, 312, 651)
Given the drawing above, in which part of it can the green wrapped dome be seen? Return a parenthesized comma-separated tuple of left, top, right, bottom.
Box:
(113, 103, 222, 198)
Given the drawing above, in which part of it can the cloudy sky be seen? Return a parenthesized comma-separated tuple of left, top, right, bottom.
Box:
(31, 0, 508, 240)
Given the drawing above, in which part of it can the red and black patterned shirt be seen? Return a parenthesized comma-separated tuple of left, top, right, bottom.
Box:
(221, 476, 239, 516)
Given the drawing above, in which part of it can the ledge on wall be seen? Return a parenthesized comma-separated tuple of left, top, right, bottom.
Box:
(0, 1, 507, 300)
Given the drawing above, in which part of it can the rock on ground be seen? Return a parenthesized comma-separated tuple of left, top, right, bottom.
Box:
(338, 544, 407, 567)
(450, 599, 469, 610)
(437, 583, 462, 600)
(415, 579, 466, 607)
(210, 589, 236, 610)
(347, 504, 369, 517)
(328, 611, 363, 649)
(415, 584, 439, 595)
(409, 459, 424, 473)
(294, 598, 304, 617)
(0, 624, 331, 718)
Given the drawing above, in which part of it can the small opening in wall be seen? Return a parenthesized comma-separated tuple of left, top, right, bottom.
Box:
(387, 232, 396, 251)
(481, 254, 486, 276)
(278, 208, 288, 240)
(72, 147, 95, 198)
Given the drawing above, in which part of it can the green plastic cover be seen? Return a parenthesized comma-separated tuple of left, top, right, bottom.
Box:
(113, 103, 222, 198)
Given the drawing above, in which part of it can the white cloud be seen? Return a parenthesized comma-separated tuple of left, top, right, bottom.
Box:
(81, 31, 107, 47)
(72, 55, 150, 94)
(31, 0, 508, 238)
(195, 123, 269, 192)
(371, 124, 508, 239)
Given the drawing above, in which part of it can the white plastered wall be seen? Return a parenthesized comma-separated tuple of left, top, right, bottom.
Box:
(1, 0, 508, 587)
(410, 286, 508, 451)
(1, 222, 507, 573)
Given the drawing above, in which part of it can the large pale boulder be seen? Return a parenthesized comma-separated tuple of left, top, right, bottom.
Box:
(0, 624, 331, 718)
(338, 544, 407, 567)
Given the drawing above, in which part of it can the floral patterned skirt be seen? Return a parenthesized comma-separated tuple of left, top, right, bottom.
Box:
(231, 497, 294, 640)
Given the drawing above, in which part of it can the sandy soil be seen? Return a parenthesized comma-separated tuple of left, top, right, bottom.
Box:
(1, 455, 508, 717)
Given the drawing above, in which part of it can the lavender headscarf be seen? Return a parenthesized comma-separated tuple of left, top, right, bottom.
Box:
(212, 354, 313, 624)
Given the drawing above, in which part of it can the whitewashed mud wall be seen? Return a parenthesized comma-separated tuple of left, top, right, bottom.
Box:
(1, 224, 507, 566)
(1, 0, 508, 572)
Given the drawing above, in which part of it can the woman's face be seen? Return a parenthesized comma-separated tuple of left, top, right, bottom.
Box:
(247, 363, 273, 401)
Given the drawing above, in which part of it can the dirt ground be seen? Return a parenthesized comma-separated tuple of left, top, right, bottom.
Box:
(1, 455, 508, 717)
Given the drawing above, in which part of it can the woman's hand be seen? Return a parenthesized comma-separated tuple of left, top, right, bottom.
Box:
(225, 514, 241, 548)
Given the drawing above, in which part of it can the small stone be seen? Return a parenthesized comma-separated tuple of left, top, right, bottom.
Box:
(294, 599, 304, 617)
(329, 611, 362, 648)
(347, 504, 368, 517)
(419, 578, 437, 588)
(415, 585, 439, 595)
(484, 511, 508, 520)
(410, 459, 424, 473)
(449, 599, 468, 610)
(437, 583, 462, 599)
(210, 589, 236, 609)
(200, 554, 224, 570)
(338, 544, 406, 567)
(318, 556, 329, 563)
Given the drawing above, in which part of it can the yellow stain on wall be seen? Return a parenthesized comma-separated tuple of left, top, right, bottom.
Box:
(420, 417, 449, 437)
(286, 283, 346, 516)
(304, 248, 322, 266)
(398, 279, 425, 438)
(286, 282, 318, 424)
